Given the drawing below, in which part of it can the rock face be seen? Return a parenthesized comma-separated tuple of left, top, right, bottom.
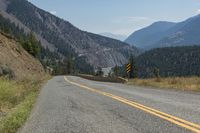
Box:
(0, 0, 139, 68)
(0, 33, 44, 80)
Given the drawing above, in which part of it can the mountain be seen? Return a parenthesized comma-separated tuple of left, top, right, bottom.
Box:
(153, 15, 200, 48)
(99, 32, 127, 41)
(126, 14, 200, 50)
(135, 46, 200, 78)
(125, 21, 176, 48)
(0, 32, 44, 79)
(0, 0, 139, 68)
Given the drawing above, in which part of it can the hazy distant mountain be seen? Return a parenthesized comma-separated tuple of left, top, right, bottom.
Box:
(152, 14, 200, 48)
(99, 32, 127, 41)
(125, 21, 176, 48)
(126, 14, 200, 50)
(0, 0, 139, 68)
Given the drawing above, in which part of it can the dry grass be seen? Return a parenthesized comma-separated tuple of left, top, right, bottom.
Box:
(0, 75, 50, 133)
(127, 77, 200, 91)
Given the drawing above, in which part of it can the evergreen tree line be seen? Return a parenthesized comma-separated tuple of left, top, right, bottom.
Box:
(20, 32, 40, 57)
(0, 14, 40, 58)
(118, 46, 200, 79)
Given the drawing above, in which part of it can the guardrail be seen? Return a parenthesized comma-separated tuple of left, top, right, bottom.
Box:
(77, 74, 127, 83)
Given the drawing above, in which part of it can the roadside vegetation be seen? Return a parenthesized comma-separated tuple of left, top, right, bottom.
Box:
(128, 77, 200, 91)
(0, 76, 50, 133)
(0, 13, 51, 133)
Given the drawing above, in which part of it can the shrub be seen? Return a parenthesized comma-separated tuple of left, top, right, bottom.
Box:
(95, 67, 104, 77)
(0, 65, 15, 79)
(0, 68, 3, 76)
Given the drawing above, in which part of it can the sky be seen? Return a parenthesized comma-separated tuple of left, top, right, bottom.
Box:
(29, 0, 200, 37)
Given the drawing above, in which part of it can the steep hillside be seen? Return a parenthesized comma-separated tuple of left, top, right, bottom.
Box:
(0, 33, 44, 79)
(0, 0, 139, 68)
(125, 21, 176, 48)
(126, 14, 200, 50)
(136, 46, 200, 78)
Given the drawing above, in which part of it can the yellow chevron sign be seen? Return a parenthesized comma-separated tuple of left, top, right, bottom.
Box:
(127, 63, 132, 73)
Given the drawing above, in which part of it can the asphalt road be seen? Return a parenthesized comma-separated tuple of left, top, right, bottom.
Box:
(20, 76, 200, 133)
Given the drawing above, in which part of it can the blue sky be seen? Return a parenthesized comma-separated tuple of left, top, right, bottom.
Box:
(29, 0, 200, 37)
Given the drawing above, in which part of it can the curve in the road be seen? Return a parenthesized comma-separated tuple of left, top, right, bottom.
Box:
(64, 76, 200, 133)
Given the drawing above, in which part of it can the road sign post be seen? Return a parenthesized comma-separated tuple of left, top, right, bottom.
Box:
(126, 63, 132, 80)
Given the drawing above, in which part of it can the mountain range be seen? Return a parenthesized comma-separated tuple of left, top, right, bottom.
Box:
(0, 0, 139, 68)
(125, 14, 200, 50)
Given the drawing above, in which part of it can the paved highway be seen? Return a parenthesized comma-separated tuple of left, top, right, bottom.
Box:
(20, 76, 200, 133)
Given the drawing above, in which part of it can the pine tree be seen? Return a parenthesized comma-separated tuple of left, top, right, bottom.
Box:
(153, 67, 160, 78)
(67, 59, 72, 74)
(129, 55, 138, 79)
(113, 65, 119, 77)
(27, 32, 40, 57)
(96, 67, 104, 77)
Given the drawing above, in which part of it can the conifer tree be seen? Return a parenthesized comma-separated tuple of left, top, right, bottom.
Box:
(129, 55, 138, 79)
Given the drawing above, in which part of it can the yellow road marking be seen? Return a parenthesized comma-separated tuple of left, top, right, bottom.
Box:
(64, 76, 200, 133)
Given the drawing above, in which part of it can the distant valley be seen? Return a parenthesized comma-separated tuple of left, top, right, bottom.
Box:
(99, 32, 127, 41)
(0, 0, 139, 71)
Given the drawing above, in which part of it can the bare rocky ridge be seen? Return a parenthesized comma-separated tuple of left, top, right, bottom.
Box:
(0, 33, 44, 79)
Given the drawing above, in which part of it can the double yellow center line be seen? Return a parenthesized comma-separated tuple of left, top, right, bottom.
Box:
(64, 76, 200, 133)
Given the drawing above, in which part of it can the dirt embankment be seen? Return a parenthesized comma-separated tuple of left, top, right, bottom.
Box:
(0, 33, 44, 80)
